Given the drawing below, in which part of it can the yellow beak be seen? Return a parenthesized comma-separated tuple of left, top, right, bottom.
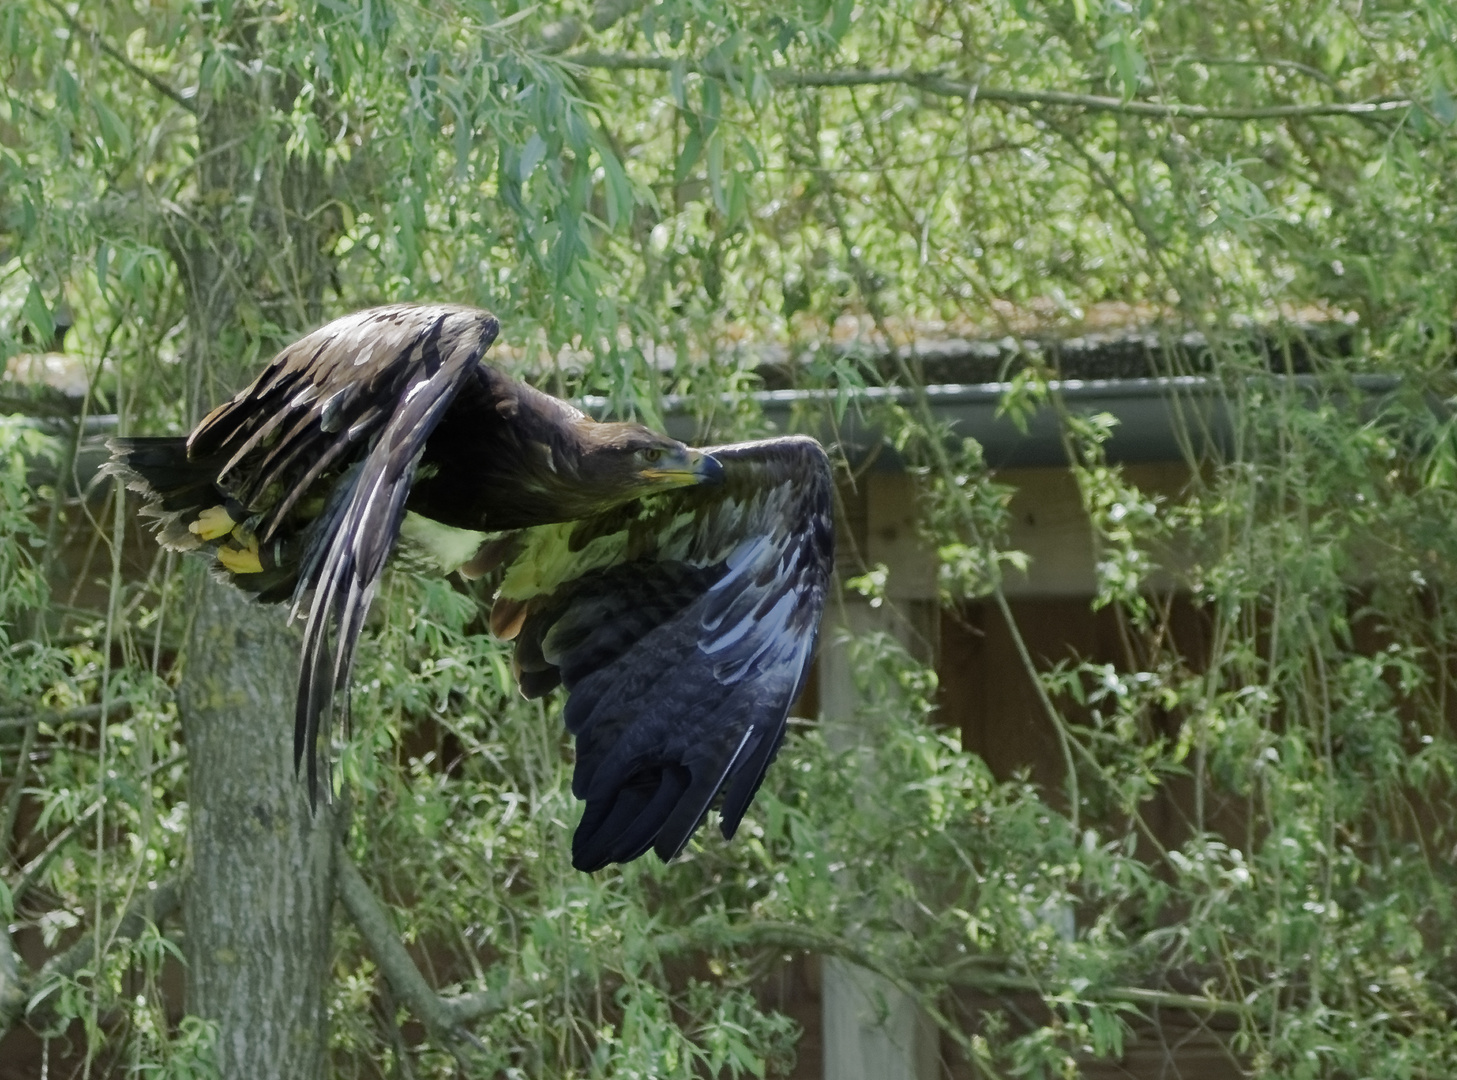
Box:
(641, 449, 724, 485)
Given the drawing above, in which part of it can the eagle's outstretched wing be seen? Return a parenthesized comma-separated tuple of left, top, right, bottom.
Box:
(111, 304, 835, 868)
(493, 437, 834, 871)
(115, 305, 500, 797)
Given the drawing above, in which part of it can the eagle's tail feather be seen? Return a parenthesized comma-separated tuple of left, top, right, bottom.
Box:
(105, 436, 218, 551)
(105, 436, 304, 601)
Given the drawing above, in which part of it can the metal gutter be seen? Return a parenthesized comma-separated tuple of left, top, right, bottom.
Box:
(32, 372, 1402, 492)
(593, 372, 1401, 468)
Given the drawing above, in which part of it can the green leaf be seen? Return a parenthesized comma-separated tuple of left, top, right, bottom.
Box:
(92, 98, 132, 156)
(53, 65, 79, 114)
(670, 59, 688, 109)
(674, 126, 703, 183)
(707, 131, 726, 213)
(2, 5, 19, 56)
(21, 281, 53, 346)
(598, 144, 633, 229)
(739, 135, 763, 173)
(519, 134, 547, 184)
(1431, 73, 1455, 127)
(699, 77, 721, 132)
(727, 169, 748, 226)
(1100, 33, 1145, 98)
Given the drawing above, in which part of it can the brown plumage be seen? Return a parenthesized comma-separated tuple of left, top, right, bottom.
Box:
(108, 304, 833, 870)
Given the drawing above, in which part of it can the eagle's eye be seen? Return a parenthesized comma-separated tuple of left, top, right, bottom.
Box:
(641, 448, 665, 463)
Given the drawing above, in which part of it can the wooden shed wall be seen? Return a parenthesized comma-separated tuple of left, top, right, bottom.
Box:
(797, 461, 1249, 1080)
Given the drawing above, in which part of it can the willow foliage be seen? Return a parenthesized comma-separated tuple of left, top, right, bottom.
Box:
(3, 0, 1457, 1076)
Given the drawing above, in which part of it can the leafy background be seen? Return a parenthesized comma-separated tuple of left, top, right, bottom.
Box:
(4, 0, 1457, 1076)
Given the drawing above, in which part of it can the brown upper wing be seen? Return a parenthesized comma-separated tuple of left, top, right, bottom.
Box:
(189, 305, 500, 798)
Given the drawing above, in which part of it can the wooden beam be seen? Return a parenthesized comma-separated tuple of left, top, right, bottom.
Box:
(818, 471, 941, 1080)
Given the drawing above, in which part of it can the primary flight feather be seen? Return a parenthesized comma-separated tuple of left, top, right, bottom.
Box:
(107, 305, 834, 871)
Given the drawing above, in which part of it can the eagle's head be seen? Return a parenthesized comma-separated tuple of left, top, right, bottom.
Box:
(579, 424, 724, 502)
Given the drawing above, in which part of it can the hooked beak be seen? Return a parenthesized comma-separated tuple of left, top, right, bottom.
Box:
(691, 449, 725, 485)
(641, 448, 725, 486)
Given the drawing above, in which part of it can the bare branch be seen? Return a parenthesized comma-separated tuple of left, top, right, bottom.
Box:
(655, 919, 1247, 1017)
(336, 837, 1247, 1052)
(37, 0, 196, 114)
(0, 701, 134, 731)
(334, 841, 524, 1048)
(334, 843, 462, 1040)
(563, 51, 1413, 121)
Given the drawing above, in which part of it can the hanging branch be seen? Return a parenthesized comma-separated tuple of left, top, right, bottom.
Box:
(564, 51, 1413, 121)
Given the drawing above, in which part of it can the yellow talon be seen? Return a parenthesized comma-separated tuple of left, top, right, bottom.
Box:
(217, 536, 263, 574)
(189, 504, 237, 541)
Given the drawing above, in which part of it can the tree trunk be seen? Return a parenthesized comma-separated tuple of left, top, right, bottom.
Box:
(177, 572, 337, 1078)
(167, 7, 339, 1074)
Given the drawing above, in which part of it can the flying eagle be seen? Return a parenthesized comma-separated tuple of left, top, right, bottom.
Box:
(108, 305, 834, 871)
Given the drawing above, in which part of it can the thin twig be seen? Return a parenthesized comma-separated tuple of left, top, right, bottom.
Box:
(939, 968, 1244, 1016)
(374, 980, 420, 1080)
(989, 587, 1083, 831)
(0, 702, 134, 731)
(563, 52, 1412, 121)
(1, 717, 39, 864)
(0, 925, 23, 1034)
(11, 799, 102, 907)
(1155, 54, 1339, 88)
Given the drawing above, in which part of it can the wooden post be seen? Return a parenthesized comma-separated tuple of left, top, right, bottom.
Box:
(818, 472, 939, 1080)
